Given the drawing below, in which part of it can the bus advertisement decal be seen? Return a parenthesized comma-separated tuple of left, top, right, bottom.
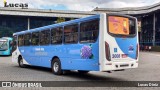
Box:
(80, 45, 94, 59)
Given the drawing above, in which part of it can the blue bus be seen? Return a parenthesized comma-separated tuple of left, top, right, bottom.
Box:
(12, 13, 139, 75)
(0, 37, 13, 55)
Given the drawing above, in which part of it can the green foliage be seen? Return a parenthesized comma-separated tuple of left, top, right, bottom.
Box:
(0, 26, 13, 38)
(138, 26, 141, 32)
(56, 17, 65, 23)
(70, 18, 75, 21)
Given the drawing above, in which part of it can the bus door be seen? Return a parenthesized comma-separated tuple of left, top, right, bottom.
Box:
(12, 36, 18, 62)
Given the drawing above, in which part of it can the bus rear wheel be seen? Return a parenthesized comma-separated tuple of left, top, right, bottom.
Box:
(78, 70, 89, 74)
(52, 58, 63, 75)
(18, 57, 26, 68)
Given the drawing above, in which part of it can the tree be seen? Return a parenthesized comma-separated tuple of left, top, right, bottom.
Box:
(138, 26, 141, 32)
(70, 18, 75, 21)
(0, 26, 13, 38)
(56, 17, 65, 23)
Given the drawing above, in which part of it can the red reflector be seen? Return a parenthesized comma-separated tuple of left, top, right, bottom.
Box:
(122, 54, 128, 58)
(105, 41, 111, 61)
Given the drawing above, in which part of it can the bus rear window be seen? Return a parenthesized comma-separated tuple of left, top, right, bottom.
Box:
(108, 16, 136, 36)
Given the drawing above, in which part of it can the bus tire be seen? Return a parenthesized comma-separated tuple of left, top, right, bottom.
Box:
(52, 58, 63, 75)
(18, 56, 26, 68)
(78, 70, 89, 74)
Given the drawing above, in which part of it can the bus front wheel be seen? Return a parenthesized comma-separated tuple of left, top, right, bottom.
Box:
(18, 57, 26, 68)
(52, 58, 63, 75)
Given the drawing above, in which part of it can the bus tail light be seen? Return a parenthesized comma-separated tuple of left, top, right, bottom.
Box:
(105, 41, 111, 61)
(136, 44, 139, 60)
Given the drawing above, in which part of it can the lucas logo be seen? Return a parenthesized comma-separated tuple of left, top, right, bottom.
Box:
(4, 0, 28, 9)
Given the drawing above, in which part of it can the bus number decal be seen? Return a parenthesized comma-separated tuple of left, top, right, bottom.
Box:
(112, 54, 120, 58)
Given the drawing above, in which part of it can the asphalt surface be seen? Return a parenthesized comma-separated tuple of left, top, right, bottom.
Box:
(0, 52, 160, 90)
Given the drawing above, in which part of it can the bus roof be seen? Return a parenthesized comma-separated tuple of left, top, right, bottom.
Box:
(13, 14, 100, 36)
(1, 37, 13, 40)
(0, 39, 8, 41)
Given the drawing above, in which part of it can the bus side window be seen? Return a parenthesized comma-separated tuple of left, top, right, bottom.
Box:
(18, 35, 24, 46)
(31, 32, 39, 45)
(51, 27, 63, 44)
(40, 30, 50, 45)
(24, 33, 31, 46)
(80, 19, 99, 43)
(64, 24, 78, 44)
(129, 18, 136, 35)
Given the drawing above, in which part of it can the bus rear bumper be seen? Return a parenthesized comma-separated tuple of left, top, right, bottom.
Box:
(100, 61, 138, 72)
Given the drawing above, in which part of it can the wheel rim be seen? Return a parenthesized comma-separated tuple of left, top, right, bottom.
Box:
(20, 59, 23, 66)
(53, 62, 59, 72)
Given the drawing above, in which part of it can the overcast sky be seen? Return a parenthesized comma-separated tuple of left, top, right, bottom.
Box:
(0, 0, 160, 11)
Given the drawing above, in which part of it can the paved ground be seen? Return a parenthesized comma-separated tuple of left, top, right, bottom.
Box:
(0, 52, 160, 90)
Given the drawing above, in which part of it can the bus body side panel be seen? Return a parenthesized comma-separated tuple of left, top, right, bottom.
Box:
(60, 42, 99, 71)
(12, 46, 30, 65)
(0, 49, 11, 55)
(99, 14, 139, 71)
(0, 37, 12, 55)
(38, 46, 53, 67)
(18, 26, 99, 71)
(19, 46, 53, 67)
(13, 15, 100, 71)
(0, 50, 10, 55)
(18, 42, 100, 71)
(20, 46, 41, 66)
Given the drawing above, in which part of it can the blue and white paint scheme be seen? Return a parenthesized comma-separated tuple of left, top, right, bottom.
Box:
(0, 37, 13, 55)
(12, 13, 139, 73)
